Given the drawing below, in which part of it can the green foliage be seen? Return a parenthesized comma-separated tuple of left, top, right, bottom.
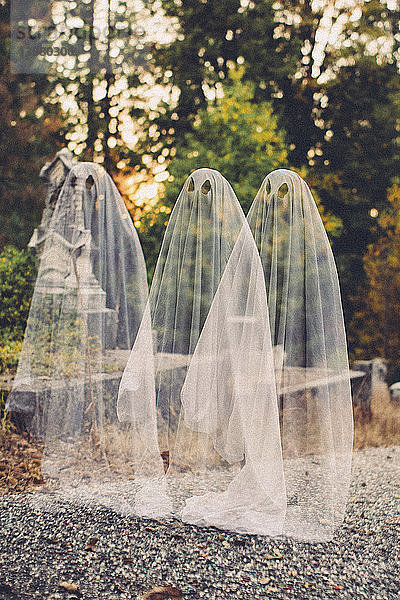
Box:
(136, 210, 170, 284)
(150, 0, 400, 342)
(164, 68, 289, 215)
(1, 0, 399, 368)
(311, 58, 400, 326)
(0, 340, 22, 375)
(351, 183, 400, 383)
(142, 67, 342, 278)
(0, 0, 63, 249)
(140, 65, 290, 277)
(150, 0, 298, 141)
(38, 0, 149, 172)
(0, 246, 36, 343)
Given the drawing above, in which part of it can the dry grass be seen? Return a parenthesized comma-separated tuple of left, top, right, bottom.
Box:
(354, 382, 400, 449)
(0, 382, 398, 496)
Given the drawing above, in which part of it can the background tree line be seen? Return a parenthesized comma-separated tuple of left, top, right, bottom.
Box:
(0, 0, 399, 378)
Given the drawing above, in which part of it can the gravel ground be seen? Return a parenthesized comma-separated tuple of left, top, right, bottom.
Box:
(0, 446, 399, 600)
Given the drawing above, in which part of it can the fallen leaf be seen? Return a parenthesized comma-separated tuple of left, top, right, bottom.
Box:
(140, 585, 183, 599)
(258, 577, 271, 585)
(288, 569, 298, 576)
(264, 549, 283, 560)
(59, 581, 81, 595)
(85, 537, 99, 552)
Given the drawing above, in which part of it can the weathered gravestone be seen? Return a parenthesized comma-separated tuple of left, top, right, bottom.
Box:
(352, 358, 388, 415)
(29, 148, 76, 254)
(389, 382, 400, 405)
(6, 160, 127, 434)
(35, 168, 118, 349)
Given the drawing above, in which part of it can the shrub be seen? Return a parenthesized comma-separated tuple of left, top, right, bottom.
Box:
(351, 183, 400, 383)
(0, 339, 23, 375)
(0, 245, 36, 343)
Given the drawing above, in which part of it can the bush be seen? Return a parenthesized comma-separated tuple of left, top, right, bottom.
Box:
(0, 340, 22, 375)
(163, 67, 289, 216)
(351, 183, 400, 383)
(0, 245, 36, 343)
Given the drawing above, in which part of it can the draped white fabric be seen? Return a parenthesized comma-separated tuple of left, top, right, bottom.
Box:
(179, 222, 286, 535)
(9, 162, 352, 540)
(247, 169, 353, 541)
(8, 163, 148, 507)
(117, 168, 285, 530)
(117, 167, 352, 539)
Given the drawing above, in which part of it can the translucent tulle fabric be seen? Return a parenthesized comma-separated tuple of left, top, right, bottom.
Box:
(8, 163, 148, 506)
(247, 169, 353, 541)
(117, 169, 286, 531)
(9, 163, 352, 540)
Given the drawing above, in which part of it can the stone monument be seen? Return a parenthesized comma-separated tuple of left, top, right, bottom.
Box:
(353, 358, 388, 415)
(28, 148, 76, 254)
(6, 159, 125, 432)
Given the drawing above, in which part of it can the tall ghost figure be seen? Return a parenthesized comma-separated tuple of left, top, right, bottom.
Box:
(8, 163, 148, 509)
(247, 169, 353, 541)
(118, 168, 285, 529)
